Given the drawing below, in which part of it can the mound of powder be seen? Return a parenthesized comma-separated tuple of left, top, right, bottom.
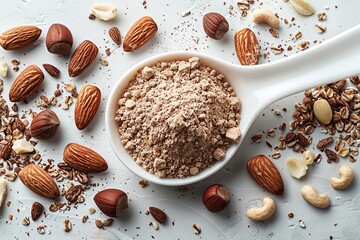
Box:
(115, 57, 241, 178)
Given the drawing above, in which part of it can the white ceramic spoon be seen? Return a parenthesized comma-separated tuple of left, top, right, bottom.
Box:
(106, 24, 360, 186)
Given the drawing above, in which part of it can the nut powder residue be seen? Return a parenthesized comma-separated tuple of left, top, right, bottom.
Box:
(115, 57, 241, 178)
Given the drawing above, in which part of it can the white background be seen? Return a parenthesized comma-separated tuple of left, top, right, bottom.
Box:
(0, 0, 359, 239)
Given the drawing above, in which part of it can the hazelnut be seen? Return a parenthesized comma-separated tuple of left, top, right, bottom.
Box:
(202, 184, 230, 212)
(46, 23, 73, 55)
(203, 12, 229, 40)
(30, 110, 60, 139)
(93, 189, 128, 217)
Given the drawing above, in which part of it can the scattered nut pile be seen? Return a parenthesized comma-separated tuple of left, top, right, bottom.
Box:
(115, 57, 241, 178)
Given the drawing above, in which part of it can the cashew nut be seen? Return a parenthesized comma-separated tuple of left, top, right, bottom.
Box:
(252, 9, 280, 29)
(301, 185, 330, 209)
(246, 197, 276, 221)
(0, 178, 6, 208)
(330, 165, 353, 190)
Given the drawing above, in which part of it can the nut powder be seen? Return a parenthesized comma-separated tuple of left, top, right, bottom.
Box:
(115, 57, 241, 178)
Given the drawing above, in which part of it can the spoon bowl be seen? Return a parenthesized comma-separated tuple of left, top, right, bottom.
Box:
(106, 25, 360, 186)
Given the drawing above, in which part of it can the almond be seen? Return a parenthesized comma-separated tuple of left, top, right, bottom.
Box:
(42, 63, 60, 77)
(74, 84, 101, 130)
(247, 155, 284, 195)
(149, 206, 167, 223)
(9, 65, 44, 102)
(0, 25, 42, 50)
(234, 28, 260, 65)
(108, 27, 121, 46)
(30, 109, 60, 139)
(68, 40, 98, 77)
(123, 16, 157, 52)
(63, 143, 108, 173)
(18, 164, 60, 199)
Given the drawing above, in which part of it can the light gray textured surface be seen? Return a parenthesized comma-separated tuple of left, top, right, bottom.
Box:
(0, 0, 359, 239)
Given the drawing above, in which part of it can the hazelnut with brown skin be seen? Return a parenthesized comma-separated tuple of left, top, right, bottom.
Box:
(202, 184, 231, 212)
(46, 23, 73, 55)
(203, 12, 229, 40)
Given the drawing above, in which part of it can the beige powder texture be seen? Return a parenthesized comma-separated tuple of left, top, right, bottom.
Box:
(115, 57, 241, 178)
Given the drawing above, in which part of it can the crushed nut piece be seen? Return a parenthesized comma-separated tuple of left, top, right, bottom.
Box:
(192, 223, 201, 235)
(22, 216, 30, 226)
(149, 221, 159, 230)
(315, 24, 326, 34)
(299, 220, 306, 228)
(317, 12, 327, 21)
(37, 224, 46, 234)
(63, 219, 72, 232)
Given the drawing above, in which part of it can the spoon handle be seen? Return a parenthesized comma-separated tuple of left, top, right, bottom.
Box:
(243, 24, 360, 109)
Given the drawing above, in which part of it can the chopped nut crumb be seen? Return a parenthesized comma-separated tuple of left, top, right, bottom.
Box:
(192, 223, 201, 235)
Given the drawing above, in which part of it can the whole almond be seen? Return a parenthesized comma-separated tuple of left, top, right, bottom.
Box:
(74, 84, 101, 130)
(68, 40, 98, 77)
(123, 16, 157, 52)
(18, 164, 60, 199)
(108, 27, 121, 46)
(234, 28, 260, 65)
(63, 143, 108, 173)
(42, 63, 60, 77)
(149, 206, 167, 223)
(0, 25, 42, 50)
(9, 65, 44, 102)
(247, 155, 284, 195)
(203, 12, 229, 40)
